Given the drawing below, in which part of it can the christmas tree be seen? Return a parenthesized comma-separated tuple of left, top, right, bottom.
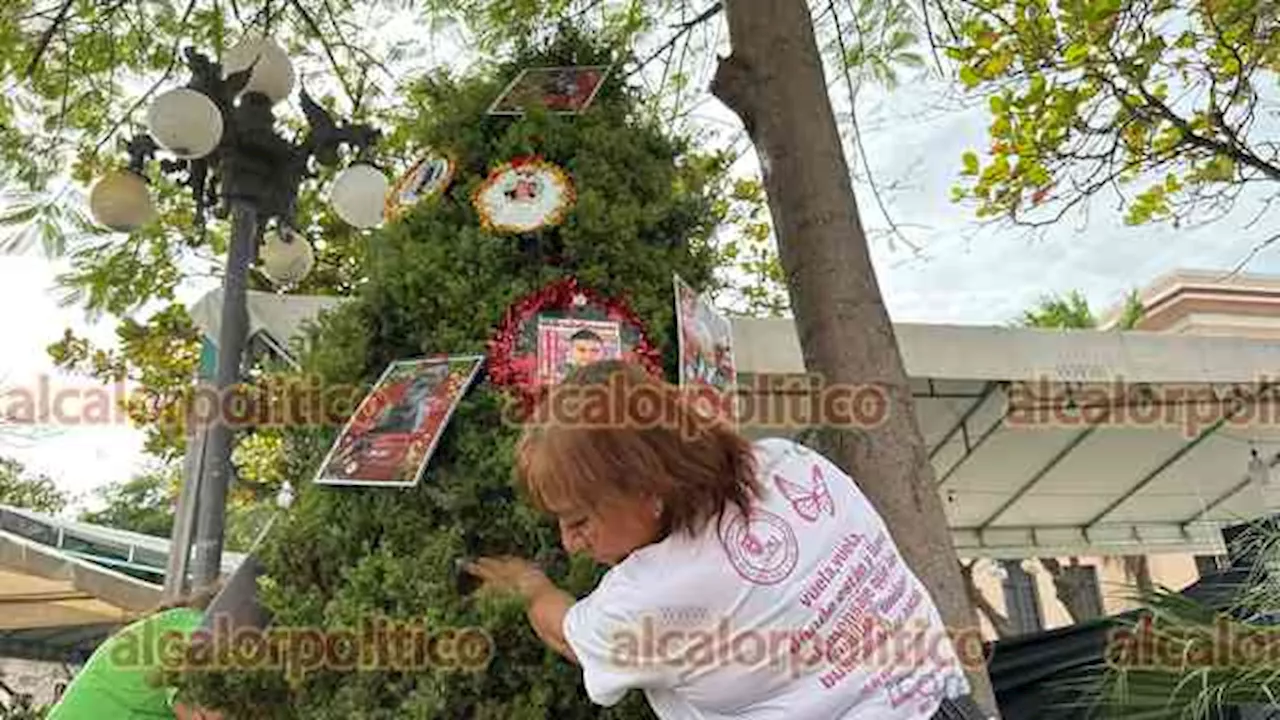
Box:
(177, 27, 734, 719)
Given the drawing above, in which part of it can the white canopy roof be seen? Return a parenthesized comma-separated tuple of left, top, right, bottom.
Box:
(189, 289, 345, 364)
(732, 319, 1280, 559)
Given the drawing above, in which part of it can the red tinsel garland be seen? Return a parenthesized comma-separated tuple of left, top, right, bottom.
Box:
(486, 276, 663, 416)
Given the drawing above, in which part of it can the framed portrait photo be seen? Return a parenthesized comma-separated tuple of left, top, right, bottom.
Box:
(313, 355, 484, 488)
(486, 276, 663, 416)
(536, 317, 624, 386)
(487, 65, 610, 116)
(385, 150, 456, 220)
(674, 274, 739, 422)
(472, 156, 575, 234)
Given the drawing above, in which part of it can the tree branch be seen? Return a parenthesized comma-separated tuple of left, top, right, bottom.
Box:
(916, 0, 946, 74)
(23, 0, 75, 79)
(1107, 49, 1280, 182)
(288, 0, 359, 111)
(1201, 3, 1252, 116)
(1219, 230, 1280, 281)
(709, 53, 755, 131)
(624, 1, 723, 81)
(832, 0, 921, 255)
(91, 0, 201, 159)
(320, 0, 394, 84)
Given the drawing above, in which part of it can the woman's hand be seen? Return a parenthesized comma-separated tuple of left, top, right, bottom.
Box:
(463, 556, 554, 600)
(462, 555, 579, 664)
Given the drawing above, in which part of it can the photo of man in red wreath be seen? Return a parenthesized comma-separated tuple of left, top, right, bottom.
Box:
(537, 318, 621, 385)
(564, 328, 605, 376)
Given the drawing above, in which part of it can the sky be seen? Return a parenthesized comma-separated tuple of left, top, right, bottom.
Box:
(0, 256, 161, 508)
(5, 6, 1280, 513)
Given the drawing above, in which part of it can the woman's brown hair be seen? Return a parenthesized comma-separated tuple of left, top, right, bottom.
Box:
(515, 360, 762, 538)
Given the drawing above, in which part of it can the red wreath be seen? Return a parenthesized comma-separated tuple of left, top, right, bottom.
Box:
(487, 276, 663, 416)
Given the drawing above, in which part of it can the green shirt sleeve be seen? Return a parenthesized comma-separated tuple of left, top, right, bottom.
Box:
(46, 608, 205, 720)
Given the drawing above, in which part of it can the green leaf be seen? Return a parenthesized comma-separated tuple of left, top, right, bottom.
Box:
(0, 205, 39, 225)
(962, 151, 981, 175)
(960, 65, 981, 88)
(1065, 43, 1089, 65)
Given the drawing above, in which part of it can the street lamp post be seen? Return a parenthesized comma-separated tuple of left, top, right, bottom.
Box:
(89, 35, 388, 594)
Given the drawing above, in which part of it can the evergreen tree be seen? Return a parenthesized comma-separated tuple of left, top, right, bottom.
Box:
(178, 27, 733, 719)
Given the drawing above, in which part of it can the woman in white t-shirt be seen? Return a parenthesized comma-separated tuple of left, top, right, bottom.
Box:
(464, 361, 990, 719)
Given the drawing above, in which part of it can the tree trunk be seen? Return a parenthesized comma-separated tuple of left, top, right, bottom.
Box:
(710, 1, 998, 714)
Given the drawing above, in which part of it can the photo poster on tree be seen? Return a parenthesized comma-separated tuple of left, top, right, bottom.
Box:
(536, 316, 623, 385)
(384, 149, 456, 221)
(313, 355, 485, 488)
(486, 65, 611, 116)
(472, 156, 576, 235)
(674, 273, 739, 424)
(486, 276, 664, 417)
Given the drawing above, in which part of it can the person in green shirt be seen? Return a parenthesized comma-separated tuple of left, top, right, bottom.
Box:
(46, 587, 224, 720)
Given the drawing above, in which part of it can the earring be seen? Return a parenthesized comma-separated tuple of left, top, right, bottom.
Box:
(653, 500, 664, 518)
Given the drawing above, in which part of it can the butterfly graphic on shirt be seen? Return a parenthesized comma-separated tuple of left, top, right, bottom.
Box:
(773, 463, 835, 522)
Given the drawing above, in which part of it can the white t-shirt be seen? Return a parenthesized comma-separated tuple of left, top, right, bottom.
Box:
(562, 437, 972, 719)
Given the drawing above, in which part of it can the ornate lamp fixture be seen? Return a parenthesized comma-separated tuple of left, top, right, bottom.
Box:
(87, 34, 388, 592)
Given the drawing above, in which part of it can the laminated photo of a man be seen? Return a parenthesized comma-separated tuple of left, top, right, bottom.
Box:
(329, 363, 450, 482)
(562, 328, 604, 378)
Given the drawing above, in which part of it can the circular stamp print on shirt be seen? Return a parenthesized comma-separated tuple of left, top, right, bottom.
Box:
(720, 507, 799, 585)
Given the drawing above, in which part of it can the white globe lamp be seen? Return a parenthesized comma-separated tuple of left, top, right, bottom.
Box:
(223, 33, 296, 105)
(260, 225, 315, 286)
(88, 170, 155, 232)
(330, 163, 388, 229)
(145, 88, 223, 159)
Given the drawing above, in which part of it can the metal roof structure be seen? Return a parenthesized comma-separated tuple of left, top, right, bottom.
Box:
(731, 318, 1280, 559)
(188, 288, 345, 367)
(0, 505, 246, 663)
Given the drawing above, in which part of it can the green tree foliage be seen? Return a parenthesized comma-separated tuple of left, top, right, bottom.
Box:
(78, 466, 177, 536)
(935, 0, 1280, 229)
(1018, 288, 1144, 330)
(829, 0, 928, 90)
(47, 304, 202, 459)
(76, 460, 277, 549)
(173, 28, 734, 718)
(0, 456, 68, 513)
(1020, 289, 1098, 329)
